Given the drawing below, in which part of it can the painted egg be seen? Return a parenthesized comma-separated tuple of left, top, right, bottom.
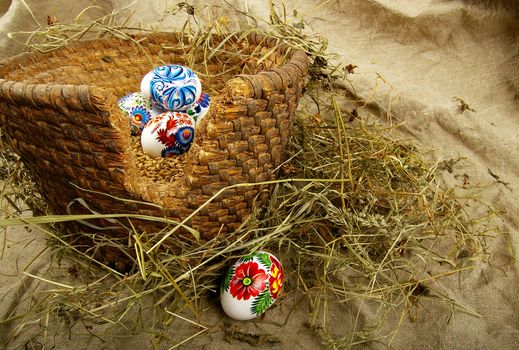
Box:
(118, 92, 153, 135)
(140, 71, 153, 99)
(140, 65, 202, 111)
(220, 251, 284, 321)
(140, 111, 195, 158)
(185, 92, 211, 124)
(151, 102, 167, 118)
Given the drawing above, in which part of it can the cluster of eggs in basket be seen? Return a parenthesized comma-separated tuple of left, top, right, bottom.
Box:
(118, 64, 210, 157)
(119, 66, 284, 321)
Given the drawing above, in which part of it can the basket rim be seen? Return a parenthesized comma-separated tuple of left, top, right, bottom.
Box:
(0, 31, 309, 110)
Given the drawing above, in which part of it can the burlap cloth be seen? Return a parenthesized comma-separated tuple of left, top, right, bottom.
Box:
(1, 1, 518, 349)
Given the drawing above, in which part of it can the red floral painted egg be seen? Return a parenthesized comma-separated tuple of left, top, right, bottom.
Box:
(140, 111, 195, 158)
(220, 251, 284, 320)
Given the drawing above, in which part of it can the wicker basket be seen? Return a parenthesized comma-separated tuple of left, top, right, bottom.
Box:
(0, 32, 308, 268)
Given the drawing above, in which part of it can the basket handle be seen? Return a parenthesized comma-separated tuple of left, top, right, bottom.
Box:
(0, 79, 113, 118)
(224, 34, 310, 100)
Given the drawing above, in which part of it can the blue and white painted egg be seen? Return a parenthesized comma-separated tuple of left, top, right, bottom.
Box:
(118, 92, 154, 135)
(140, 65, 202, 111)
(185, 92, 211, 124)
(140, 111, 195, 158)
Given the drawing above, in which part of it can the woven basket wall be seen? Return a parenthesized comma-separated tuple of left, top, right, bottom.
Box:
(0, 32, 309, 268)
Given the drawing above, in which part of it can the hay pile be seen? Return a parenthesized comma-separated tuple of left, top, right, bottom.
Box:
(0, 2, 497, 349)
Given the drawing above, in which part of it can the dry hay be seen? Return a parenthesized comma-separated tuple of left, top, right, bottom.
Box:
(0, 1, 498, 349)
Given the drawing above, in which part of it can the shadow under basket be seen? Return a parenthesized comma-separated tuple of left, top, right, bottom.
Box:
(0, 32, 309, 270)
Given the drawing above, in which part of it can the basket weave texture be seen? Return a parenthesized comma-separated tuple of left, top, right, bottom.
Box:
(0, 32, 308, 259)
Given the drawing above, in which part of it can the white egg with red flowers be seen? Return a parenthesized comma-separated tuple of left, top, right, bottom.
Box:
(140, 111, 195, 158)
(220, 251, 284, 321)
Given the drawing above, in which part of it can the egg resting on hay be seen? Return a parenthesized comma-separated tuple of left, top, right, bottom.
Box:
(220, 251, 284, 320)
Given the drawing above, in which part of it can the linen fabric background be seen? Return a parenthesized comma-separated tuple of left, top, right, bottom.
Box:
(0, 0, 518, 349)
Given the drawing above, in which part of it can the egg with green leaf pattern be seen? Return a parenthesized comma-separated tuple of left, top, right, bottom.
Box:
(118, 92, 156, 136)
(220, 251, 284, 321)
